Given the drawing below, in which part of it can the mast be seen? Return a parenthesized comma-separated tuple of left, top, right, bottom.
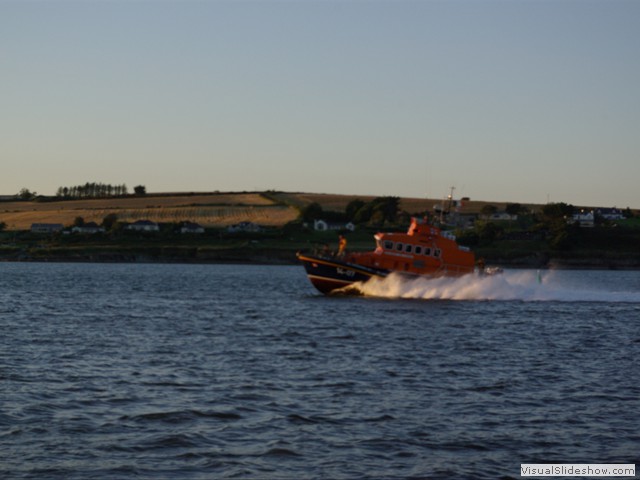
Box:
(447, 186, 455, 214)
(439, 186, 455, 223)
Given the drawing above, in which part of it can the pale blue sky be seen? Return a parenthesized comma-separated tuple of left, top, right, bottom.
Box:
(2, 0, 639, 207)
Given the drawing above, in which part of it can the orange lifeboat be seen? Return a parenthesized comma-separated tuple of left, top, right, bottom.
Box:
(297, 217, 475, 295)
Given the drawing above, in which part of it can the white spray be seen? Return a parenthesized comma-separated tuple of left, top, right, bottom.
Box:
(352, 270, 640, 302)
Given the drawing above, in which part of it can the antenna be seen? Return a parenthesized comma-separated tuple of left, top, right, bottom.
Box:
(447, 186, 455, 214)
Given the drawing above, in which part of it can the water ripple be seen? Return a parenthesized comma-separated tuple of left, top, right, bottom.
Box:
(1, 264, 638, 479)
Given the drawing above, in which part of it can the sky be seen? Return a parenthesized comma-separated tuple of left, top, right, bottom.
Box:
(2, 0, 639, 208)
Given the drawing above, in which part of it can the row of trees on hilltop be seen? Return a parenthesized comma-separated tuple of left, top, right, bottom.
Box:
(55, 183, 146, 199)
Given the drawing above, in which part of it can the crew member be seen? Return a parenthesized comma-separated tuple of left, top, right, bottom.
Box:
(477, 257, 486, 275)
(337, 235, 347, 257)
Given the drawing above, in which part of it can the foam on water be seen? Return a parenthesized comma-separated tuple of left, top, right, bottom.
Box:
(353, 270, 640, 302)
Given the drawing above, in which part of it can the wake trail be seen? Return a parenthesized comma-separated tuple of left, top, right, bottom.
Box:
(352, 270, 640, 302)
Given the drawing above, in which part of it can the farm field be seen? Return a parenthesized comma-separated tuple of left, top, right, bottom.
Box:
(0, 193, 298, 231)
(275, 192, 436, 212)
(0, 190, 609, 232)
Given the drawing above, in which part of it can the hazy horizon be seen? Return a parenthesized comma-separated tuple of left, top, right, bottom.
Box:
(3, 1, 639, 208)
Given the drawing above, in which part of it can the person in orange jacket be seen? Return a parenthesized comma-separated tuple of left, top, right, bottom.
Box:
(337, 235, 347, 257)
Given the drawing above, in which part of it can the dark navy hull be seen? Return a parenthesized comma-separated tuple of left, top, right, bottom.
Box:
(297, 253, 387, 295)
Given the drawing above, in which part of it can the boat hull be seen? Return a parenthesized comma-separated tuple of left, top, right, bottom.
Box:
(297, 253, 387, 295)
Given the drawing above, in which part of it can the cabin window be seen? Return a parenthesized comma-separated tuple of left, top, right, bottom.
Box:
(424, 248, 431, 256)
(405, 244, 412, 253)
(434, 249, 441, 258)
(384, 240, 394, 250)
(415, 246, 422, 255)
(395, 243, 404, 252)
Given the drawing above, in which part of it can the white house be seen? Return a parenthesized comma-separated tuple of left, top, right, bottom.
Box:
(571, 211, 594, 228)
(227, 221, 262, 233)
(313, 220, 355, 232)
(489, 212, 518, 221)
(126, 220, 159, 232)
(596, 208, 625, 221)
(180, 222, 205, 234)
(31, 223, 64, 233)
(72, 222, 105, 234)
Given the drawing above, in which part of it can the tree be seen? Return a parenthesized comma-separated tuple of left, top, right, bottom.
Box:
(541, 202, 574, 221)
(102, 213, 118, 231)
(301, 202, 323, 222)
(481, 204, 498, 217)
(455, 229, 479, 247)
(369, 209, 386, 226)
(505, 203, 522, 216)
(18, 188, 36, 200)
(353, 203, 374, 224)
(73, 216, 85, 227)
(549, 227, 572, 250)
(133, 185, 147, 195)
(0, 221, 6, 232)
(345, 199, 366, 221)
(373, 196, 400, 223)
(475, 220, 504, 244)
(351, 196, 400, 225)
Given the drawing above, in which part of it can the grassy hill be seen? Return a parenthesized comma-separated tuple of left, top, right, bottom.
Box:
(0, 190, 533, 231)
(270, 191, 543, 216)
(3, 190, 613, 231)
(0, 192, 297, 231)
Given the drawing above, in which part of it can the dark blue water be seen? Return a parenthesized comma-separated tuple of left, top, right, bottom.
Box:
(1, 263, 639, 479)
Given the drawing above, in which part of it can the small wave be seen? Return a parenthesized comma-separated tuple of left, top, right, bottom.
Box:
(122, 409, 242, 424)
(146, 433, 204, 449)
(114, 432, 213, 452)
(287, 413, 319, 424)
(364, 414, 395, 422)
(192, 410, 243, 420)
(261, 447, 302, 457)
(286, 413, 343, 425)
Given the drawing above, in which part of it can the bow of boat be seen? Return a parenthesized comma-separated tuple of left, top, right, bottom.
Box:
(296, 252, 386, 295)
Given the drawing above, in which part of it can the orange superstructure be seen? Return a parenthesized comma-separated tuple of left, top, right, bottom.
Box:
(345, 217, 475, 277)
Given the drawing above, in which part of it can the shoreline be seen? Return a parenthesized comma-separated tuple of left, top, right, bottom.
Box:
(2, 248, 639, 270)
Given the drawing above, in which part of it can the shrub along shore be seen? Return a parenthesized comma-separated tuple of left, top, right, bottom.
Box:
(1, 225, 639, 269)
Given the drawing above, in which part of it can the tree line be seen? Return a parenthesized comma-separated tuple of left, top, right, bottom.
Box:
(54, 183, 146, 199)
(301, 196, 402, 226)
(56, 183, 128, 198)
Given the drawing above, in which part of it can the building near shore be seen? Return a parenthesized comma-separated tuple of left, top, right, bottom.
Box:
(72, 222, 105, 234)
(126, 220, 160, 232)
(30, 223, 64, 234)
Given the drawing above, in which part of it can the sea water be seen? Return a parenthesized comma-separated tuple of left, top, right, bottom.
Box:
(1, 263, 639, 479)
